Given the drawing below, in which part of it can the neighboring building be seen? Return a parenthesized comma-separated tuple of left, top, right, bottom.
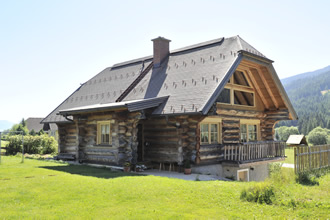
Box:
(26, 117, 58, 139)
(42, 36, 297, 181)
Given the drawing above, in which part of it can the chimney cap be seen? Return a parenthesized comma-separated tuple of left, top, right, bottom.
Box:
(151, 36, 171, 42)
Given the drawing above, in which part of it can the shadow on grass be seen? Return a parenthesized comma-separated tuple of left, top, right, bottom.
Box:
(40, 164, 144, 179)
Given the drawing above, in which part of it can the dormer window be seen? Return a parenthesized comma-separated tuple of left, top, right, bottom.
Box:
(217, 70, 255, 107)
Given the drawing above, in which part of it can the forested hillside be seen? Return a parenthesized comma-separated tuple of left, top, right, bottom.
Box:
(277, 65, 330, 135)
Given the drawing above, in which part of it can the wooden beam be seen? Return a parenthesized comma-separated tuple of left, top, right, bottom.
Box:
(245, 68, 270, 109)
(257, 66, 279, 109)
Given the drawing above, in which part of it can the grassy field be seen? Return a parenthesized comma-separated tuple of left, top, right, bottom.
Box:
(285, 147, 294, 164)
(0, 156, 329, 219)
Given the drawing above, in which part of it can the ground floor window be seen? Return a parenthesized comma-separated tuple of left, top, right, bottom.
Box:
(200, 117, 222, 145)
(97, 121, 111, 145)
(240, 119, 260, 142)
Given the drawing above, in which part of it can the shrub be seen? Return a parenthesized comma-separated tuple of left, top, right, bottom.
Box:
(296, 171, 319, 186)
(240, 182, 275, 205)
(268, 163, 293, 185)
(6, 135, 57, 155)
(296, 168, 329, 186)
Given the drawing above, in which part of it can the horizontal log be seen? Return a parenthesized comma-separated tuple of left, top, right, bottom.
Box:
(217, 109, 265, 118)
(144, 128, 177, 133)
(147, 141, 178, 146)
(145, 136, 179, 142)
(144, 133, 180, 138)
(223, 140, 240, 144)
(200, 154, 223, 160)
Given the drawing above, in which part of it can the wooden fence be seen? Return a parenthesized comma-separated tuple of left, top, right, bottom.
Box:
(294, 144, 330, 173)
(224, 141, 285, 161)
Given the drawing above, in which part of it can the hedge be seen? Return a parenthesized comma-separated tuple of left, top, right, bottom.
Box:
(6, 135, 57, 155)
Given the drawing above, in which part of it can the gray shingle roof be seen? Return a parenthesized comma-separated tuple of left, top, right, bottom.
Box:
(123, 36, 252, 115)
(59, 96, 169, 115)
(42, 60, 152, 123)
(43, 35, 296, 123)
(26, 118, 44, 132)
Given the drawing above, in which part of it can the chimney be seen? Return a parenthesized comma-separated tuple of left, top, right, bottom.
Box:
(152, 36, 171, 68)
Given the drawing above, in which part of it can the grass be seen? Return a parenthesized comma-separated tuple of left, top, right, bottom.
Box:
(285, 147, 294, 164)
(0, 156, 329, 219)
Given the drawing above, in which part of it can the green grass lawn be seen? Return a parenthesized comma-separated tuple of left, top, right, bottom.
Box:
(0, 156, 329, 219)
(285, 148, 294, 164)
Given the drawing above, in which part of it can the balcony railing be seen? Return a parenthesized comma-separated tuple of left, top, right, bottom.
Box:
(223, 141, 286, 161)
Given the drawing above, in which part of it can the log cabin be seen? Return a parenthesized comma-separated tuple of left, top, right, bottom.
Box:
(42, 36, 297, 181)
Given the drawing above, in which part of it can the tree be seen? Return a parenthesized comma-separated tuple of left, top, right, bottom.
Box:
(307, 127, 329, 145)
(275, 126, 299, 141)
(20, 118, 26, 127)
(9, 123, 29, 135)
(29, 129, 36, 136)
(38, 129, 45, 135)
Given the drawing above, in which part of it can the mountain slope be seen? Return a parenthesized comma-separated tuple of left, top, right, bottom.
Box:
(278, 66, 330, 135)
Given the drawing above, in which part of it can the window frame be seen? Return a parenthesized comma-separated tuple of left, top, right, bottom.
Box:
(97, 121, 112, 145)
(240, 119, 260, 143)
(200, 117, 222, 145)
(217, 70, 255, 107)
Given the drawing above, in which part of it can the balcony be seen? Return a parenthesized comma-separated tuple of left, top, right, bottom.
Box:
(223, 141, 286, 163)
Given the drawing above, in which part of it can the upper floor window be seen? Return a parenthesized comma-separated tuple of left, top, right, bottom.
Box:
(97, 121, 111, 145)
(217, 70, 255, 107)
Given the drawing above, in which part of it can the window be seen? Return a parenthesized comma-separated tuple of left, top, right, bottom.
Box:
(217, 70, 255, 107)
(240, 120, 260, 142)
(200, 118, 221, 145)
(97, 121, 111, 145)
(216, 88, 230, 104)
(234, 90, 254, 106)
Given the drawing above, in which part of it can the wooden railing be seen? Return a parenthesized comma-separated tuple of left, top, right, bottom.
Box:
(223, 141, 286, 161)
(294, 144, 330, 173)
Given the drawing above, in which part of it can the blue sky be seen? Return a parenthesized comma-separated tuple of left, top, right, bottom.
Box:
(0, 0, 329, 126)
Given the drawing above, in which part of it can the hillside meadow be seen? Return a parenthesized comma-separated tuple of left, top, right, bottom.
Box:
(0, 156, 329, 219)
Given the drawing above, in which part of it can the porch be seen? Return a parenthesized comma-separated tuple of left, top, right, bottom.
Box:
(223, 141, 286, 163)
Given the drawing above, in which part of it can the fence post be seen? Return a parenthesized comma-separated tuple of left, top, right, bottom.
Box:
(319, 146, 322, 168)
(21, 133, 24, 163)
(308, 146, 311, 170)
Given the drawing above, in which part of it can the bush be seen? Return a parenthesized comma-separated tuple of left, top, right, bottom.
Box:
(296, 168, 329, 186)
(307, 127, 329, 145)
(240, 182, 275, 205)
(6, 135, 57, 155)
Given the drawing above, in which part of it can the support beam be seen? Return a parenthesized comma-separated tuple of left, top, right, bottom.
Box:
(245, 69, 270, 109)
(257, 66, 279, 109)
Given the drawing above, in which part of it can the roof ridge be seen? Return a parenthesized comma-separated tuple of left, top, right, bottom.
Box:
(111, 37, 225, 69)
(236, 35, 266, 58)
(171, 37, 224, 54)
(236, 35, 243, 50)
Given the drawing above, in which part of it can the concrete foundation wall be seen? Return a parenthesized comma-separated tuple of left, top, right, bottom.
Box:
(192, 163, 269, 182)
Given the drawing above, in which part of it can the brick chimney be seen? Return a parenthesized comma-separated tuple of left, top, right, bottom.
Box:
(151, 36, 171, 68)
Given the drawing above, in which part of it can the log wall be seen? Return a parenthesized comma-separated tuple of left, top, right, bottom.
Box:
(57, 111, 141, 166)
(57, 123, 79, 157)
(142, 115, 201, 164)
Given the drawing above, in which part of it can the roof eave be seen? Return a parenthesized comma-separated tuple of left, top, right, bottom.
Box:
(239, 50, 274, 63)
(240, 53, 298, 120)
